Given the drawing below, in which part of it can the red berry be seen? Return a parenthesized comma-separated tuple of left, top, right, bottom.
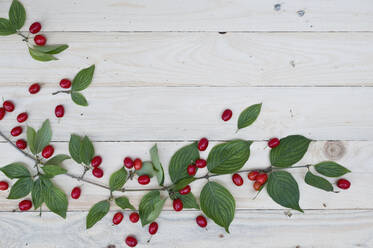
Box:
(187, 164, 197, 176)
(179, 185, 191, 195)
(0, 181, 9, 191)
(19, 200, 32, 211)
(248, 171, 259, 181)
(34, 34, 47, 46)
(3, 100, 15, 112)
(0, 108, 5, 120)
(134, 158, 142, 170)
(222, 109, 233, 121)
(71, 187, 81, 199)
(149, 222, 158, 235)
(256, 173, 268, 185)
(196, 215, 207, 228)
(29, 22, 41, 34)
(16, 139, 27, 150)
(232, 173, 243, 186)
(337, 179, 351, 190)
(268, 138, 280, 148)
(113, 212, 124, 225)
(59, 79, 72, 89)
(29, 83, 40, 94)
(42, 145, 54, 159)
(124, 157, 134, 169)
(11, 126, 22, 137)
(91, 156, 102, 168)
(198, 138, 209, 151)
(253, 181, 262, 191)
(125, 236, 137, 247)
(195, 159, 207, 168)
(138, 175, 150, 185)
(129, 212, 140, 223)
(173, 198, 183, 212)
(17, 112, 28, 123)
(55, 105, 64, 118)
(92, 167, 104, 178)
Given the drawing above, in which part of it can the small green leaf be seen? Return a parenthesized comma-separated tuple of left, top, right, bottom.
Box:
(135, 161, 156, 178)
(41, 165, 67, 177)
(207, 140, 252, 174)
(32, 179, 44, 209)
(71, 92, 88, 106)
(44, 184, 68, 218)
(79, 136, 94, 165)
(86, 200, 110, 229)
(0, 162, 30, 178)
(45, 154, 70, 166)
(237, 103, 262, 130)
(305, 171, 333, 192)
(26, 126, 36, 155)
(32, 44, 68, 55)
(175, 192, 199, 209)
(314, 161, 351, 178)
(171, 177, 196, 192)
(72, 65, 95, 91)
(115, 196, 135, 210)
(139, 191, 166, 226)
(267, 171, 303, 212)
(200, 182, 235, 233)
(9, 0, 26, 30)
(150, 144, 165, 186)
(270, 135, 311, 168)
(34, 119, 52, 154)
(109, 167, 128, 191)
(69, 134, 82, 164)
(0, 18, 16, 36)
(28, 47, 57, 62)
(169, 142, 199, 183)
(7, 177, 33, 199)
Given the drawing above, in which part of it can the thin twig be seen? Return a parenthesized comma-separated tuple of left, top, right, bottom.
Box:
(52, 90, 71, 96)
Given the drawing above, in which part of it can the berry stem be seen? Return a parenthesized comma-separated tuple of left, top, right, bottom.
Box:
(52, 90, 71, 96)
(16, 31, 29, 42)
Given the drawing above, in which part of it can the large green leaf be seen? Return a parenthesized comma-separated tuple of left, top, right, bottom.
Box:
(45, 154, 71, 166)
(139, 191, 166, 226)
(32, 44, 69, 55)
(44, 184, 68, 218)
(41, 165, 67, 177)
(34, 119, 52, 154)
(305, 171, 333, 192)
(267, 171, 303, 212)
(135, 161, 156, 178)
(9, 0, 26, 29)
(314, 161, 351, 178)
(0, 18, 16, 36)
(26, 126, 36, 155)
(175, 192, 199, 209)
(7, 177, 33, 199)
(28, 47, 57, 62)
(0, 162, 30, 178)
(150, 144, 165, 186)
(270, 135, 311, 168)
(72, 65, 95, 91)
(200, 182, 235, 233)
(169, 143, 199, 183)
(86, 200, 110, 229)
(237, 103, 262, 130)
(207, 140, 252, 174)
(71, 92, 88, 106)
(79, 136, 94, 165)
(32, 178, 44, 209)
(109, 167, 128, 191)
(69, 134, 82, 164)
(115, 196, 135, 210)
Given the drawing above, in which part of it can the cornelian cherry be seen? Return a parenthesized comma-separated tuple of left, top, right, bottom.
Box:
(29, 22, 41, 34)
(113, 212, 124, 225)
(17, 112, 28, 123)
(34, 35, 46, 46)
(59, 79, 72, 89)
(19, 200, 32, 211)
(55, 105, 64, 118)
(198, 138, 209, 151)
(195, 159, 207, 168)
(42, 145, 54, 159)
(71, 187, 81, 199)
(337, 179, 351, 190)
(253, 181, 262, 191)
(268, 138, 280, 148)
(92, 167, 104, 178)
(187, 164, 197, 176)
(0, 108, 5, 120)
(129, 212, 140, 223)
(124, 157, 134, 169)
(138, 175, 150, 185)
(179, 185, 191, 195)
(16, 139, 27, 150)
(125, 236, 137, 247)
(134, 158, 142, 170)
(222, 109, 233, 121)
(0, 181, 9, 191)
(232, 173, 243, 186)
(3, 100, 15, 112)
(29, 83, 40, 94)
(149, 222, 158, 235)
(91, 156, 102, 168)
(173, 198, 183, 212)
(196, 215, 207, 228)
(11, 126, 22, 137)
(248, 171, 259, 181)
(256, 173, 268, 184)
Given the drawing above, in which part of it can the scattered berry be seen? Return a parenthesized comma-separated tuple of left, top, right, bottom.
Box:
(113, 212, 124, 225)
(0, 108, 5, 120)
(196, 215, 207, 228)
(71, 187, 81, 199)
(337, 179, 351, 190)
(92, 167, 104, 178)
(28, 83, 40, 94)
(268, 138, 280, 148)
(19, 200, 32, 211)
(17, 112, 28, 123)
(198, 138, 209, 151)
(16, 139, 27, 150)
(253, 181, 262, 191)
(248, 171, 259, 181)
(59, 79, 72, 89)
(179, 185, 191, 195)
(187, 164, 197, 176)
(173, 198, 183, 212)
(256, 173, 268, 185)
(222, 109, 233, 121)
(11, 126, 22, 137)
(29, 22, 41, 34)
(91, 156, 102, 168)
(138, 175, 150, 185)
(134, 158, 142, 170)
(0, 181, 9, 191)
(34, 34, 47, 46)
(149, 222, 158, 235)
(195, 159, 207, 168)
(3, 100, 15, 112)
(42, 145, 54, 159)
(55, 105, 64, 118)
(125, 236, 137, 247)
(232, 173, 243, 186)
(124, 157, 134, 169)
(129, 212, 140, 223)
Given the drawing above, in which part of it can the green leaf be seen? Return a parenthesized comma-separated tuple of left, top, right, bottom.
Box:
(41, 165, 67, 177)
(135, 161, 156, 178)
(44, 184, 68, 218)
(115, 196, 135, 210)
(32, 178, 44, 209)
(237, 103, 262, 130)
(169, 142, 199, 183)
(270, 135, 311, 168)
(32, 44, 69, 55)
(0, 162, 30, 178)
(9, 0, 26, 30)
(109, 167, 128, 191)
(69, 134, 82, 164)
(7, 177, 33, 199)
(200, 182, 235, 233)
(305, 171, 333, 192)
(175, 192, 199, 209)
(150, 144, 165, 186)
(86, 200, 110, 229)
(79, 136, 94, 165)
(139, 191, 166, 226)
(314, 161, 351, 178)
(207, 140, 252, 174)
(28, 47, 57, 62)
(34, 119, 52, 154)
(26, 126, 36, 155)
(45, 154, 71, 166)
(0, 18, 16, 36)
(267, 171, 303, 212)
(72, 65, 95, 91)
(171, 177, 196, 192)
(71, 92, 88, 106)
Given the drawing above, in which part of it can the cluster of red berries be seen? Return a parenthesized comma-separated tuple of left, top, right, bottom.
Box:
(123, 157, 150, 185)
(91, 155, 104, 178)
(29, 22, 47, 46)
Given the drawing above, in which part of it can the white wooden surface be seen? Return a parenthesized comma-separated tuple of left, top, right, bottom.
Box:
(0, 0, 372, 247)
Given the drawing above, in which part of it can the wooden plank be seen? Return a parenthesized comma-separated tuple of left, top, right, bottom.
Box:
(1, 32, 373, 86)
(1, 0, 373, 31)
(0, 141, 370, 210)
(0, 210, 371, 247)
(0, 86, 372, 141)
